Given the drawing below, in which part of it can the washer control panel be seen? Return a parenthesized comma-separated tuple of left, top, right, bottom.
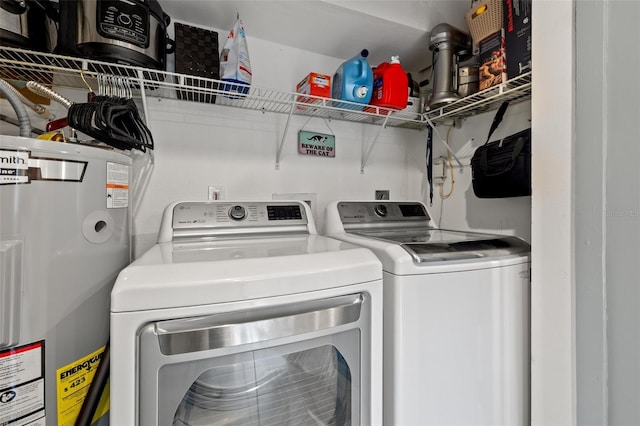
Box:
(337, 201, 430, 224)
(170, 201, 308, 234)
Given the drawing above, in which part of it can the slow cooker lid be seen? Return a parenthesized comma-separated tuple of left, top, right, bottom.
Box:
(94, 0, 166, 21)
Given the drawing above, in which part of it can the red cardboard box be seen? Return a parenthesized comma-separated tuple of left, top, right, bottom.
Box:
(503, 0, 532, 79)
(296, 73, 331, 108)
(478, 29, 507, 91)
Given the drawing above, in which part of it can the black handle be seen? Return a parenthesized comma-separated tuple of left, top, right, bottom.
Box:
(74, 342, 110, 426)
(427, 126, 433, 205)
(485, 101, 510, 144)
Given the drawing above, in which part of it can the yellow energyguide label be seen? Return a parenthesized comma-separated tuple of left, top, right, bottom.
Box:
(56, 345, 110, 425)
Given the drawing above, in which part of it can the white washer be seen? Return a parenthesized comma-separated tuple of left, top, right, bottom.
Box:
(111, 200, 383, 425)
(325, 201, 531, 426)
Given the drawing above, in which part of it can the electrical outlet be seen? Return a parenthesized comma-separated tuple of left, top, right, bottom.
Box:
(375, 190, 390, 200)
(207, 186, 225, 200)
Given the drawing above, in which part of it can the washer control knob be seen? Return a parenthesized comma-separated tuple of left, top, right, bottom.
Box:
(228, 205, 247, 221)
(374, 204, 387, 217)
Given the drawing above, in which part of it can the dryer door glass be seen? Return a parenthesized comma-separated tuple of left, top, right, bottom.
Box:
(138, 293, 369, 425)
(172, 344, 352, 425)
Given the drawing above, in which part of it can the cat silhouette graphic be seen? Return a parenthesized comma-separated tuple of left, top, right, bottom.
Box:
(307, 135, 327, 143)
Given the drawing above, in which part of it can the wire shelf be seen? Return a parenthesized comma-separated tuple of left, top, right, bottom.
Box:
(0, 47, 531, 130)
(0, 47, 426, 130)
(424, 72, 532, 124)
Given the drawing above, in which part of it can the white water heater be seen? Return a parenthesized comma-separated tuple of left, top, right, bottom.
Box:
(0, 135, 131, 425)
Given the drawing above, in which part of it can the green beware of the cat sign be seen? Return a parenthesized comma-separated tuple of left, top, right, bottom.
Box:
(298, 131, 335, 157)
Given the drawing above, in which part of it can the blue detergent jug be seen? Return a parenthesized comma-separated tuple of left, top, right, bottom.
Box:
(332, 49, 373, 109)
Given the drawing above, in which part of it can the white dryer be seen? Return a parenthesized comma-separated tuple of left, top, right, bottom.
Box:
(110, 200, 383, 425)
(324, 201, 531, 426)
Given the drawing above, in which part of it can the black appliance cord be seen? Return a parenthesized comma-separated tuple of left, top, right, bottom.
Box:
(427, 126, 433, 206)
(74, 341, 110, 426)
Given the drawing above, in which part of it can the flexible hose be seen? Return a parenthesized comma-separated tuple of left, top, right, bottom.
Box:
(26, 81, 73, 109)
(0, 79, 32, 137)
(0, 78, 55, 119)
(0, 114, 44, 135)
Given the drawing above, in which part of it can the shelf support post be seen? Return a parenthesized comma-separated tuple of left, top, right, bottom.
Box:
(276, 105, 295, 170)
(361, 111, 391, 173)
(136, 69, 149, 126)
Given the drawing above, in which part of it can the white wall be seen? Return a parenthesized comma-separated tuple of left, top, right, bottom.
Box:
(576, 0, 640, 424)
(430, 101, 532, 242)
(600, 2, 640, 422)
(133, 97, 427, 256)
(575, 1, 607, 422)
(531, 0, 576, 424)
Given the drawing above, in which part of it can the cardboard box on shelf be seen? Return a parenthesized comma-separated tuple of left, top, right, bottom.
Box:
(478, 29, 507, 91)
(504, 0, 532, 79)
(296, 73, 331, 109)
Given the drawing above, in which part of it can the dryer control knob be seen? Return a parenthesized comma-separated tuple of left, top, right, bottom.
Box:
(228, 205, 247, 220)
(374, 204, 387, 217)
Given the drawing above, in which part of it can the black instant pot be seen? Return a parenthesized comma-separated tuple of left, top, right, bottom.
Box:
(58, 0, 174, 70)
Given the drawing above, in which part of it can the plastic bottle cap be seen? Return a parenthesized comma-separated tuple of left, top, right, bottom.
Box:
(355, 86, 368, 98)
(391, 56, 400, 63)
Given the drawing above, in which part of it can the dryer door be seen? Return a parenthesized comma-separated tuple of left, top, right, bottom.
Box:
(137, 293, 370, 425)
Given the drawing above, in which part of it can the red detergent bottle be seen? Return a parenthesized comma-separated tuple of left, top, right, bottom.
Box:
(370, 56, 409, 110)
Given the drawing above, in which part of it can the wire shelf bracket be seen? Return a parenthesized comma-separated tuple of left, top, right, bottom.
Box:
(276, 105, 295, 170)
(361, 111, 392, 173)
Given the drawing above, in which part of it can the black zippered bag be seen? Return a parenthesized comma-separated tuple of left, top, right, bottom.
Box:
(470, 102, 532, 198)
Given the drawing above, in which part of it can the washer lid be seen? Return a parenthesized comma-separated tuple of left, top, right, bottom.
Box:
(111, 235, 382, 312)
(351, 228, 530, 263)
(169, 234, 346, 263)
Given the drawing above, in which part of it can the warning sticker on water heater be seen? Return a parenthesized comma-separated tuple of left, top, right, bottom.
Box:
(106, 162, 129, 209)
(0, 341, 46, 426)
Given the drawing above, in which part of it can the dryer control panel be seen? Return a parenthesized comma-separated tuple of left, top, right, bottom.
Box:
(161, 201, 311, 241)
